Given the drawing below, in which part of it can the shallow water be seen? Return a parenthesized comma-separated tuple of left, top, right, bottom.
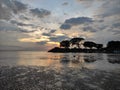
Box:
(0, 51, 119, 71)
(0, 51, 120, 90)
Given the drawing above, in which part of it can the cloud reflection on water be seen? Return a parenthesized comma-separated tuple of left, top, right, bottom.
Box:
(13, 52, 120, 71)
(0, 51, 119, 71)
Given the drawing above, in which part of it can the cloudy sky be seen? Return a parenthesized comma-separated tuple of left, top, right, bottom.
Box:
(0, 0, 120, 50)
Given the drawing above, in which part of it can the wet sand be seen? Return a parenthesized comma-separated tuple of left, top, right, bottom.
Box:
(0, 65, 120, 90)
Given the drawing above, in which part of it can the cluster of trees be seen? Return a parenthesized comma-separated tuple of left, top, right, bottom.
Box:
(107, 41, 120, 49)
(49, 38, 120, 53)
(60, 37, 103, 49)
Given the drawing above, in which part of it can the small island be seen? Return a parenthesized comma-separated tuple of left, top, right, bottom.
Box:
(48, 37, 120, 53)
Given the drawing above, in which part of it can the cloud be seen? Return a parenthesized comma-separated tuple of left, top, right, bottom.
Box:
(0, 0, 27, 20)
(12, 0, 27, 13)
(42, 29, 56, 36)
(60, 17, 93, 29)
(60, 24, 71, 29)
(42, 33, 51, 36)
(62, 2, 69, 6)
(112, 23, 120, 28)
(0, 20, 36, 33)
(19, 15, 30, 20)
(112, 30, 120, 35)
(0, 20, 18, 31)
(10, 20, 34, 26)
(93, 0, 120, 36)
(30, 8, 51, 18)
(18, 29, 36, 33)
(0, 1, 12, 20)
(95, 0, 120, 18)
(49, 36, 70, 42)
(65, 17, 93, 25)
(36, 41, 47, 45)
(83, 26, 97, 32)
(50, 29, 56, 33)
(76, 0, 95, 8)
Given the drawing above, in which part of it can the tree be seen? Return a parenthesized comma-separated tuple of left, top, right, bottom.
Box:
(70, 38, 84, 48)
(107, 41, 120, 50)
(83, 41, 97, 49)
(96, 44, 103, 49)
(60, 40, 70, 48)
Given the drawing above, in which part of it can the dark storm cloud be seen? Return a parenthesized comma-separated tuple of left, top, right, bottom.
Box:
(30, 8, 51, 18)
(10, 20, 34, 27)
(0, 0, 27, 20)
(49, 36, 70, 42)
(60, 17, 93, 29)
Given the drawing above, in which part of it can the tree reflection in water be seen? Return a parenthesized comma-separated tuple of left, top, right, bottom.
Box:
(59, 53, 97, 67)
(84, 56, 96, 63)
(107, 54, 120, 64)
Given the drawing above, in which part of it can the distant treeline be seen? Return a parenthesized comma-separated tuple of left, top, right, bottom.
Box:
(49, 37, 120, 53)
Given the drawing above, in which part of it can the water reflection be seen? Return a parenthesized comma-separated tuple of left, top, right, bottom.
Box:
(0, 51, 120, 71)
(84, 56, 96, 63)
(107, 54, 120, 64)
(60, 54, 70, 64)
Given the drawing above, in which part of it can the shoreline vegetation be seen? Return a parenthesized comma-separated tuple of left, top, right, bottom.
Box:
(48, 37, 120, 53)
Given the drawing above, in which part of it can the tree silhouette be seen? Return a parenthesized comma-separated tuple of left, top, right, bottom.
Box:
(96, 44, 103, 49)
(83, 41, 97, 49)
(107, 41, 120, 50)
(60, 40, 70, 48)
(70, 38, 84, 48)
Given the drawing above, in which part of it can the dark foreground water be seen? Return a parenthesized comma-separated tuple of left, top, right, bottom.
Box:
(0, 51, 120, 90)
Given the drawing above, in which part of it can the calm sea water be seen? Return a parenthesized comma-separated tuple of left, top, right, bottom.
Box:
(0, 51, 120, 90)
(0, 51, 119, 71)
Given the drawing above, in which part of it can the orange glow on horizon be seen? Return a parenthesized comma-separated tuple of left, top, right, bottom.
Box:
(46, 42, 60, 47)
(18, 37, 50, 42)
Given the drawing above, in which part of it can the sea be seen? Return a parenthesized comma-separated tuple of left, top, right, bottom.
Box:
(0, 51, 120, 90)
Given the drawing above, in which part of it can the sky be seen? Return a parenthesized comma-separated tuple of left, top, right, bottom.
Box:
(0, 0, 120, 51)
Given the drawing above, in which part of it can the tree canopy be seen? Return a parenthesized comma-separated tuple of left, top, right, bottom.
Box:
(83, 41, 97, 49)
(70, 38, 84, 48)
(60, 40, 70, 48)
(107, 41, 120, 50)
